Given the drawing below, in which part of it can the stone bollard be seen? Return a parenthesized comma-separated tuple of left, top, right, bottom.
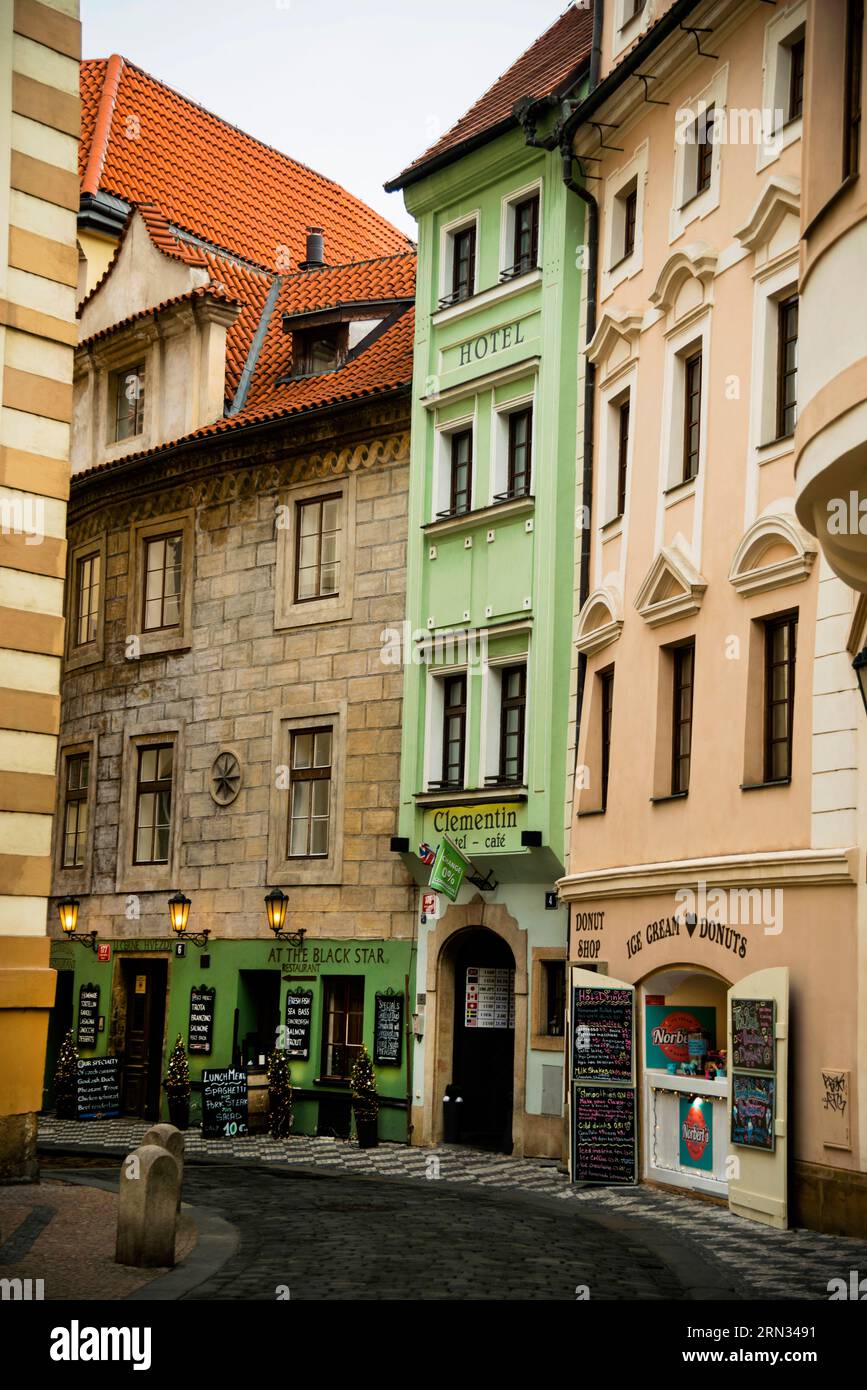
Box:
(142, 1123, 184, 1209)
(115, 1144, 179, 1268)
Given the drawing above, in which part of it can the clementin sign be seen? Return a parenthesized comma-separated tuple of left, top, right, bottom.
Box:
(423, 802, 523, 855)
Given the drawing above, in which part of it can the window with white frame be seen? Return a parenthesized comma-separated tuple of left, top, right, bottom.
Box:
(661, 318, 710, 492)
(671, 67, 728, 242)
(753, 271, 800, 449)
(613, 0, 649, 59)
(501, 185, 541, 280)
(433, 417, 475, 519)
(492, 399, 534, 502)
(602, 143, 647, 296)
(757, 2, 807, 168)
(439, 214, 479, 309)
(603, 385, 632, 522)
(426, 669, 468, 790)
(482, 661, 527, 787)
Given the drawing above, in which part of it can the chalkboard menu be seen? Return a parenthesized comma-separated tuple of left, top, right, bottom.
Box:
(572, 987, 633, 1083)
(188, 985, 215, 1055)
(201, 1066, 248, 1139)
(76, 1056, 121, 1119)
(731, 997, 775, 1072)
(731, 1072, 775, 1151)
(77, 983, 99, 1050)
(572, 1085, 636, 1184)
(374, 992, 403, 1066)
(283, 989, 313, 1060)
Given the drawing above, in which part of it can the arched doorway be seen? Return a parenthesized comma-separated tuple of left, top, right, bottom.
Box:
(443, 927, 515, 1152)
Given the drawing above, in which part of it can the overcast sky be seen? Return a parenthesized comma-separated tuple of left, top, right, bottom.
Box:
(82, 0, 569, 240)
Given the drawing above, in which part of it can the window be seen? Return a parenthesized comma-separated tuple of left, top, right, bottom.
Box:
(133, 744, 173, 865)
(113, 363, 145, 442)
(600, 666, 614, 810)
(295, 496, 341, 601)
(613, 181, 638, 266)
(624, 0, 646, 20)
(616, 400, 630, 517)
(844, 0, 863, 178)
(787, 35, 805, 123)
(695, 107, 715, 197)
(62, 752, 90, 868)
(74, 552, 100, 647)
(682, 351, 702, 482)
(142, 533, 182, 631)
(499, 665, 526, 784)
(506, 409, 532, 498)
(511, 194, 539, 276)
(320, 976, 364, 1080)
(764, 614, 797, 781)
(671, 643, 694, 795)
(451, 225, 476, 303)
(776, 295, 799, 438)
(292, 326, 347, 377)
(448, 429, 473, 516)
(541, 960, 565, 1037)
(441, 674, 467, 788)
(288, 728, 332, 857)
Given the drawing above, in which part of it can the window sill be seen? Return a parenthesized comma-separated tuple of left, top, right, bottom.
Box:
(576, 806, 606, 818)
(740, 778, 791, 792)
(600, 513, 624, 535)
(431, 268, 541, 327)
(415, 787, 527, 808)
(424, 494, 534, 537)
(663, 476, 697, 500)
(650, 791, 689, 804)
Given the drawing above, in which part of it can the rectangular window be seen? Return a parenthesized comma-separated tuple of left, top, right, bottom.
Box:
(133, 744, 173, 865)
(541, 960, 565, 1037)
(114, 363, 145, 442)
(695, 107, 715, 195)
(616, 399, 630, 516)
(452, 226, 476, 302)
(622, 0, 646, 22)
(682, 351, 702, 482)
(62, 752, 90, 869)
(441, 674, 467, 788)
(74, 552, 101, 647)
(512, 194, 539, 275)
(671, 643, 694, 795)
(776, 295, 799, 439)
(507, 409, 532, 498)
(320, 976, 364, 1080)
(295, 495, 341, 602)
(845, 0, 863, 178)
(600, 666, 614, 810)
(787, 35, 806, 123)
(288, 727, 332, 858)
(499, 665, 526, 784)
(449, 429, 473, 516)
(764, 614, 797, 782)
(142, 533, 182, 631)
(623, 185, 637, 260)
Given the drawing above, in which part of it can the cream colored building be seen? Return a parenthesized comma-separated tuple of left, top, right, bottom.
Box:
(0, 0, 80, 1180)
(558, 0, 866, 1234)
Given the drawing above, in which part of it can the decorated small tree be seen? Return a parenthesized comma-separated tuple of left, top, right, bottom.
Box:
(267, 1048, 294, 1139)
(349, 1046, 379, 1148)
(164, 1035, 191, 1130)
(54, 1029, 79, 1119)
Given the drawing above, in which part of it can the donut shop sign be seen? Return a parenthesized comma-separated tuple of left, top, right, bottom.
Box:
(458, 320, 526, 367)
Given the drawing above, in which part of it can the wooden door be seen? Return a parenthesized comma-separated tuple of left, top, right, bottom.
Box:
(121, 960, 167, 1119)
(727, 966, 789, 1229)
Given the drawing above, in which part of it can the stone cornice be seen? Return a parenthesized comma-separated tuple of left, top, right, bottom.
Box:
(557, 849, 859, 902)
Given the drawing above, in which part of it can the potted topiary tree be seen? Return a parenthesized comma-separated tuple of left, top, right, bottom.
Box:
(349, 1045, 379, 1149)
(164, 1035, 191, 1130)
(267, 1048, 294, 1139)
(54, 1028, 79, 1119)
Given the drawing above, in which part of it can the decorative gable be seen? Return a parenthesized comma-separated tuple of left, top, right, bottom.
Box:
(728, 510, 817, 596)
(649, 242, 718, 324)
(586, 308, 643, 385)
(634, 539, 707, 627)
(575, 586, 624, 655)
(735, 176, 800, 260)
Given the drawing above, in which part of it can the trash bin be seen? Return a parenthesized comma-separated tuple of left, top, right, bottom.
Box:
(442, 1083, 464, 1143)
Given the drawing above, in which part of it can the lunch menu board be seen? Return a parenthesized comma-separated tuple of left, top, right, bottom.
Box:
(283, 989, 313, 1060)
(572, 987, 633, 1083)
(77, 983, 99, 1050)
(572, 1086, 636, 1184)
(77, 1056, 121, 1119)
(188, 985, 215, 1055)
(374, 992, 403, 1066)
(731, 1072, 776, 1150)
(731, 997, 775, 1072)
(201, 1066, 248, 1139)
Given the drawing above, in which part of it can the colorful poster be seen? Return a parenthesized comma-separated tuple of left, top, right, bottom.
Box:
(731, 998, 775, 1072)
(731, 1073, 776, 1151)
(679, 1095, 714, 1171)
(644, 1005, 717, 1068)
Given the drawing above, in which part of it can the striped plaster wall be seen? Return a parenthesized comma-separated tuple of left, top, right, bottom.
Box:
(0, 0, 79, 939)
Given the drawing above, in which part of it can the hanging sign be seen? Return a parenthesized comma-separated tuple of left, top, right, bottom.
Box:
(465, 966, 515, 1029)
(730, 998, 775, 1072)
(76, 1056, 121, 1119)
(679, 1095, 714, 1171)
(572, 987, 633, 1083)
(188, 985, 215, 1055)
(77, 983, 99, 1050)
(201, 1067, 248, 1139)
(731, 1072, 775, 1150)
(283, 988, 313, 1060)
(572, 1085, 636, 1184)
(429, 835, 470, 902)
(374, 992, 403, 1065)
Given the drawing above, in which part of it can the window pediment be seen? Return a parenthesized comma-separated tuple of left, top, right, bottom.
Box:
(728, 510, 816, 596)
(575, 585, 624, 655)
(735, 175, 801, 255)
(586, 308, 642, 382)
(634, 540, 707, 627)
(649, 242, 718, 319)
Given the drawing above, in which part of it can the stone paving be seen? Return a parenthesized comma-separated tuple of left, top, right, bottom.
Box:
(39, 1116, 867, 1300)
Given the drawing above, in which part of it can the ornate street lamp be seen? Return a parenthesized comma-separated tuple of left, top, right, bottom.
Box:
(168, 890, 210, 948)
(264, 888, 306, 946)
(57, 895, 98, 950)
(853, 648, 867, 718)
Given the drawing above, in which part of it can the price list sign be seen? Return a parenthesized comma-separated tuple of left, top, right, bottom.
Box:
(572, 1086, 637, 1185)
(284, 989, 313, 1060)
(465, 966, 515, 1030)
(201, 1067, 248, 1139)
(77, 983, 99, 1050)
(77, 1056, 121, 1120)
(374, 992, 403, 1066)
(188, 985, 215, 1055)
(572, 987, 633, 1083)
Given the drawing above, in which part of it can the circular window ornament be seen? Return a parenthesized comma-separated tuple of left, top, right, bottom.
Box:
(210, 750, 242, 806)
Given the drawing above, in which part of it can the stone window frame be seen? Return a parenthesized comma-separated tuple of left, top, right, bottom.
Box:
(268, 699, 347, 887)
(669, 65, 728, 244)
(601, 141, 648, 300)
(531, 946, 567, 1052)
(499, 177, 543, 280)
(53, 735, 99, 897)
(274, 474, 356, 629)
(438, 208, 481, 307)
(126, 509, 195, 659)
(65, 532, 107, 672)
(116, 722, 184, 895)
(756, 0, 807, 171)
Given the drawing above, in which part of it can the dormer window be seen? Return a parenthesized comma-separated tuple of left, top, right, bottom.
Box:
(292, 326, 347, 377)
(113, 363, 145, 441)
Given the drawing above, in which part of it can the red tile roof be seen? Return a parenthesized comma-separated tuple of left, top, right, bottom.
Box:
(279, 251, 417, 319)
(387, 3, 594, 190)
(80, 55, 413, 271)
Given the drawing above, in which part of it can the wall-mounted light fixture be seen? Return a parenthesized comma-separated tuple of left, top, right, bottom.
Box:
(264, 888, 306, 946)
(168, 890, 210, 948)
(57, 896, 98, 950)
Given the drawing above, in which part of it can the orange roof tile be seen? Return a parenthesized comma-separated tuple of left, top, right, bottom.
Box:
(279, 251, 417, 318)
(387, 3, 594, 189)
